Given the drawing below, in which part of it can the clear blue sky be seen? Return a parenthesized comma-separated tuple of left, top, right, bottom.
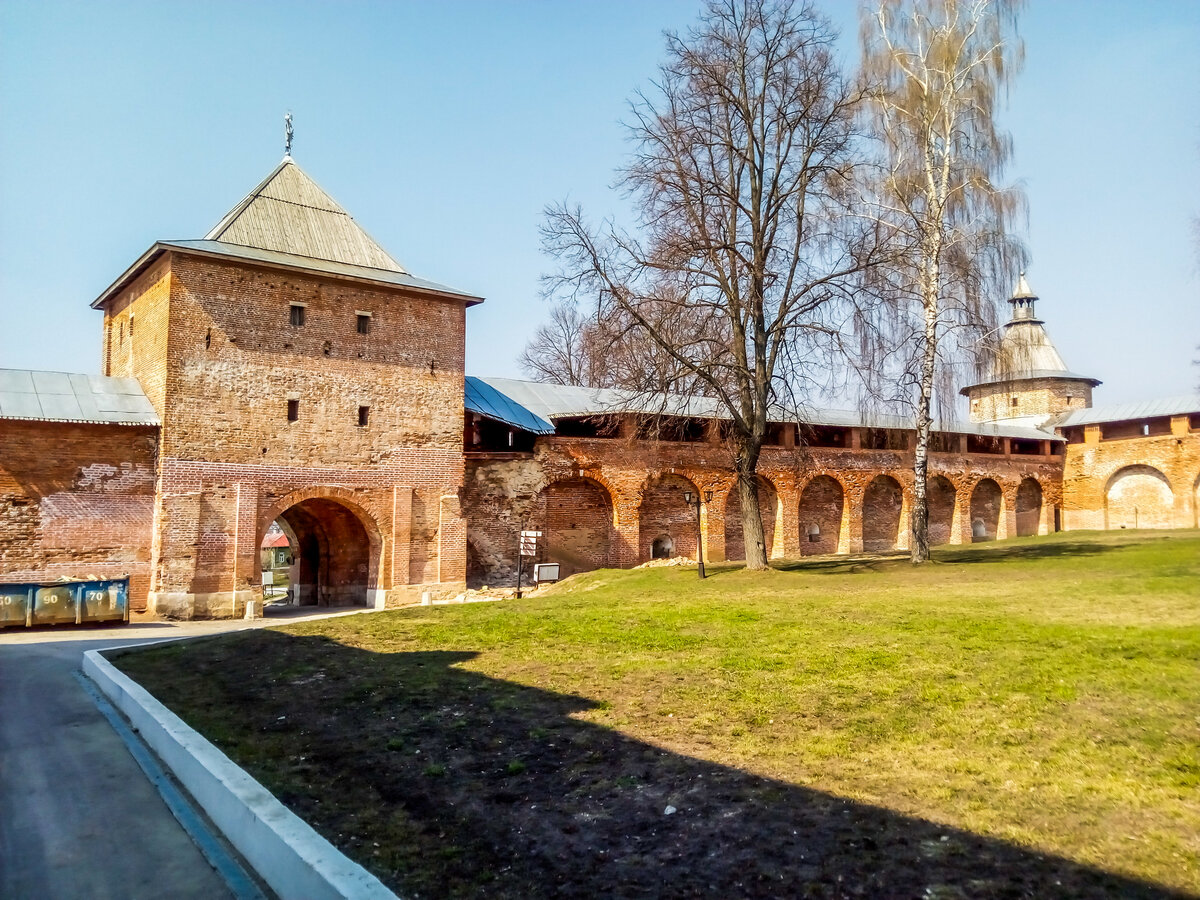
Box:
(2, 0, 1197, 407)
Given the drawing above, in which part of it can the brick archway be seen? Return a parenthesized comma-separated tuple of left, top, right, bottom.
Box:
(540, 476, 614, 577)
(259, 487, 383, 607)
(863, 474, 904, 552)
(798, 474, 845, 556)
(1105, 465, 1173, 530)
(1015, 477, 1043, 537)
(970, 478, 1004, 542)
(639, 473, 701, 562)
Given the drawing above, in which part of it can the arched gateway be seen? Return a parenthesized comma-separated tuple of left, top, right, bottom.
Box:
(260, 494, 382, 608)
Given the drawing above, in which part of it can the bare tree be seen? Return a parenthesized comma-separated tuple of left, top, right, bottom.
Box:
(521, 298, 715, 395)
(519, 302, 602, 387)
(861, 0, 1026, 563)
(541, 0, 878, 570)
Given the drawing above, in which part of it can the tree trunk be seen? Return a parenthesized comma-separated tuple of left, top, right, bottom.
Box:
(736, 451, 769, 571)
(911, 267, 940, 564)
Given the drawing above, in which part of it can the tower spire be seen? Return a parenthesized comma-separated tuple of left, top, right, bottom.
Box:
(1009, 270, 1039, 322)
(284, 112, 294, 160)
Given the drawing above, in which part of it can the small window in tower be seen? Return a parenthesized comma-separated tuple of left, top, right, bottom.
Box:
(356, 313, 371, 335)
(1011, 397, 1019, 408)
(357, 405, 370, 427)
(1066, 394, 1073, 405)
(289, 303, 306, 327)
(287, 399, 299, 422)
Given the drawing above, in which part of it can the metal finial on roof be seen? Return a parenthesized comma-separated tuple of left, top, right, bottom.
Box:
(284, 112, 294, 159)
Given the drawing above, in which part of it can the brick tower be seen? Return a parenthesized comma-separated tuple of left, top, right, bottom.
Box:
(962, 274, 1101, 425)
(92, 156, 481, 617)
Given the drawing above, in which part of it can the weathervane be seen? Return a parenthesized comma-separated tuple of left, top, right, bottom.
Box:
(284, 112, 294, 158)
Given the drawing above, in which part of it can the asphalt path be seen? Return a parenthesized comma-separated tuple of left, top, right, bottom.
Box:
(0, 608, 369, 900)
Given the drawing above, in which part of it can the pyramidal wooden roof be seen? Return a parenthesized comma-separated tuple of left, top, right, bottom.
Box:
(204, 157, 407, 273)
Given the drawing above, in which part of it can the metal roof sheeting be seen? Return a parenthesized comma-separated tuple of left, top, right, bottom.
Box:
(469, 376, 1061, 442)
(91, 157, 483, 310)
(465, 377, 555, 434)
(91, 240, 482, 310)
(1053, 394, 1200, 428)
(206, 158, 407, 274)
(0, 369, 159, 426)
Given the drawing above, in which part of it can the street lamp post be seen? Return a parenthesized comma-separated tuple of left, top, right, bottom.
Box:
(683, 489, 713, 579)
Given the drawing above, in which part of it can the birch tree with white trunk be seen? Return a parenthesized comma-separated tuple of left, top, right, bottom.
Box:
(861, 0, 1026, 562)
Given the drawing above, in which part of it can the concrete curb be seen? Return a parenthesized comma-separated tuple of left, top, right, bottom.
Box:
(82, 647, 397, 900)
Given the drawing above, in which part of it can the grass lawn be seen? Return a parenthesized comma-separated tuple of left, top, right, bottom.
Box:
(112, 530, 1200, 898)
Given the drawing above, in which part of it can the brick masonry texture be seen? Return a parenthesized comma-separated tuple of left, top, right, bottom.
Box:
(4, 207, 1198, 615)
(967, 377, 1094, 423)
(0, 422, 157, 607)
(1061, 416, 1200, 530)
(94, 249, 472, 617)
(462, 431, 1068, 588)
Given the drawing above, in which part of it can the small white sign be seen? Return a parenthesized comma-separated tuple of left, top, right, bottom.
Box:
(520, 530, 542, 556)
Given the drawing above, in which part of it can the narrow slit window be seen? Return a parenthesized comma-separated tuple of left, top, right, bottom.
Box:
(356, 313, 371, 335)
(287, 399, 299, 422)
(357, 405, 370, 427)
(289, 304, 305, 327)
(1011, 397, 1019, 407)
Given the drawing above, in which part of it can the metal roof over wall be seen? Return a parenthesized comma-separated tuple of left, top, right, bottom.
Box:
(0, 369, 159, 426)
(1053, 394, 1200, 428)
(468, 376, 1061, 442)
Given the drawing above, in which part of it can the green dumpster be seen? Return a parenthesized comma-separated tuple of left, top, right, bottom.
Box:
(0, 588, 31, 628)
(32, 585, 79, 625)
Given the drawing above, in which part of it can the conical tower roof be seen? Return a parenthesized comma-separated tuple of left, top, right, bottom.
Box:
(205, 157, 407, 273)
(964, 273, 1100, 391)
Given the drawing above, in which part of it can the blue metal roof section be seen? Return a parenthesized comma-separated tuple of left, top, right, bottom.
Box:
(465, 376, 555, 435)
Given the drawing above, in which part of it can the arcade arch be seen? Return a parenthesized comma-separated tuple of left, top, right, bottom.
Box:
(1015, 478, 1043, 537)
(862, 475, 904, 552)
(639, 473, 700, 561)
(541, 477, 614, 577)
(798, 475, 844, 556)
(927, 475, 957, 546)
(1105, 465, 1173, 529)
(970, 479, 1003, 541)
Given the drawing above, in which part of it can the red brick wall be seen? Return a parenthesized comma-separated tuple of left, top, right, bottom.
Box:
(544, 477, 613, 577)
(97, 250, 471, 616)
(0, 422, 158, 607)
(461, 428, 1066, 583)
(103, 262, 172, 413)
(1062, 416, 1199, 530)
(160, 254, 466, 465)
(798, 475, 844, 555)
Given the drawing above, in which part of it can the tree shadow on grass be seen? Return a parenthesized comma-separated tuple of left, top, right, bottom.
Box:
(112, 632, 1189, 900)
(769, 539, 1133, 575)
